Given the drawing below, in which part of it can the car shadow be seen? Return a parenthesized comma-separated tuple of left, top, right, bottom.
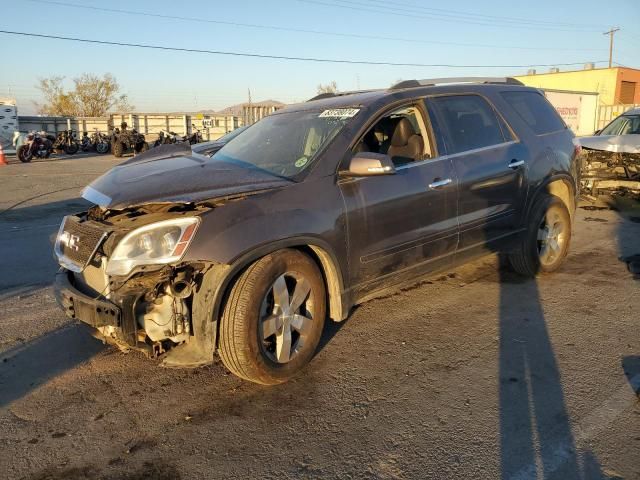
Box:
(621, 356, 640, 398)
(0, 324, 105, 408)
(0, 197, 90, 291)
(497, 267, 586, 479)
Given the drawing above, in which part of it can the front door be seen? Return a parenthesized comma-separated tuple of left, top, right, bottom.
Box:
(339, 102, 459, 299)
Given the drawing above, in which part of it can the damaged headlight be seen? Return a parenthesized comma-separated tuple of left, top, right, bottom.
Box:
(106, 217, 200, 276)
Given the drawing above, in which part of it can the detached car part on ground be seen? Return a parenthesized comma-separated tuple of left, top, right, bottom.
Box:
(578, 108, 640, 199)
(54, 78, 580, 385)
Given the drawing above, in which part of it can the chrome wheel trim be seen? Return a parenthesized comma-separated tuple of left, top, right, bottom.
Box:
(537, 210, 567, 266)
(259, 272, 314, 364)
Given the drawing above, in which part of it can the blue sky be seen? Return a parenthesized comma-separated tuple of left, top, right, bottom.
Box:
(1, 0, 639, 114)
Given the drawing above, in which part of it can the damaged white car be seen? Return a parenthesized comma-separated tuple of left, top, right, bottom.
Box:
(579, 108, 640, 197)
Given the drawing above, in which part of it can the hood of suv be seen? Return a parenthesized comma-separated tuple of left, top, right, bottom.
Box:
(83, 154, 292, 209)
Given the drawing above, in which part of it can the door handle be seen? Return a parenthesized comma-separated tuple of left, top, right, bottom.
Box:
(428, 178, 452, 189)
(508, 159, 525, 169)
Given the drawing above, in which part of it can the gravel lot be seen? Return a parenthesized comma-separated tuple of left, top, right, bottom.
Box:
(0, 154, 639, 480)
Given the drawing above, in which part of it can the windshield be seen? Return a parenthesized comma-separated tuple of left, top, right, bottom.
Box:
(216, 125, 249, 143)
(600, 115, 640, 135)
(210, 109, 359, 178)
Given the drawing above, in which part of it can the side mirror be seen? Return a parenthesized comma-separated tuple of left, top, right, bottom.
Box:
(341, 152, 396, 177)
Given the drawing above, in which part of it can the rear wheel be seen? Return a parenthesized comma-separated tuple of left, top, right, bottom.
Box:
(508, 196, 571, 277)
(17, 145, 32, 163)
(219, 249, 326, 385)
(135, 142, 149, 154)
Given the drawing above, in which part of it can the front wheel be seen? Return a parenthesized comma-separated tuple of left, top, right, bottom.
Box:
(64, 142, 79, 155)
(508, 196, 571, 277)
(219, 249, 326, 385)
(112, 141, 125, 158)
(17, 145, 32, 163)
(96, 142, 110, 154)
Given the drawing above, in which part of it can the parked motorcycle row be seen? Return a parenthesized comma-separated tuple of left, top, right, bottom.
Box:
(17, 129, 108, 163)
(16, 124, 206, 163)
(153, 124, 204, 147)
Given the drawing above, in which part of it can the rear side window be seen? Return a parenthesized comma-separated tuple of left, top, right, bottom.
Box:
(501, 91, 566, 135)
(427, 95, 507, 155)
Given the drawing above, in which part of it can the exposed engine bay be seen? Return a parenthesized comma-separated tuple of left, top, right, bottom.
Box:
(580, 148, 640, 200)
(55, 202, 220, 365)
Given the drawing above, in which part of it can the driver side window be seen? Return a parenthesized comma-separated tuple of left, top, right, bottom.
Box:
(354, 105, 432, 166)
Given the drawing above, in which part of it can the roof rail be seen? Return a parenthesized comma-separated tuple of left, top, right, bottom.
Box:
(390, 77, 523, 90)
(306, 89, 378, 102)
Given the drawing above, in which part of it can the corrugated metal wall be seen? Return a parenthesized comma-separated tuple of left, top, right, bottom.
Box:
(17, 113, 245, 142)
(597, 104, 640, 130)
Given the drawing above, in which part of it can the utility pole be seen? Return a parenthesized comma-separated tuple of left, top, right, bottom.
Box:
(247, 88, 252, 125)
(603, 27, 620, 68)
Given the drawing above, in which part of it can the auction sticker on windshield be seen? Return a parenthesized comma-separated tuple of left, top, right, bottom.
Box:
(319, 108, 360, 118)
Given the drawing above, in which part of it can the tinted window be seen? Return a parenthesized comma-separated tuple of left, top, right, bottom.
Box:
(501, 91, 566, 135)
(428, 95, 507, 155)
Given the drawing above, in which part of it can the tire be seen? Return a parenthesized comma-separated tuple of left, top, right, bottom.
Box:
(219, 249, 327, 385)
(17, 145, 32, 163)
(112, 141, 125, 158)
(508, 196, 571, 277)
(135, 142, 149, 154)
(64, 142, 79, 155)
(96, 142, 109, 154)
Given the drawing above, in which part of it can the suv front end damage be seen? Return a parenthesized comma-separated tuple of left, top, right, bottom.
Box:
(53, 204, 222, 366)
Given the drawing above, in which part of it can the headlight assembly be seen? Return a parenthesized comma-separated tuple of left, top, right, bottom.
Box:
(105, 217, 200, 276)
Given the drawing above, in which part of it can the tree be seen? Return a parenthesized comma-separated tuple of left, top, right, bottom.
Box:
(316, 81, 338, 95)
(36, 76, 77, 116)
(35, 73, 133, 117)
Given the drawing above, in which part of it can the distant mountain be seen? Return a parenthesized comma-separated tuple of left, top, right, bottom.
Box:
(199, 100, 286, 116)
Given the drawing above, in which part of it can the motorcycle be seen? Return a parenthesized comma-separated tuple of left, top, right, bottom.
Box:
(17, 131, 54, 163)
(80, 131, 92, 152)
(53, 129, 79, 155)
(92, 130, 110, 154)
(187, 124, 203, 145)
(154, 129, 185, 147)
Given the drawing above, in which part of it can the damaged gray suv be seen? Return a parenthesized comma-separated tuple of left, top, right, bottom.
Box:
(55, 78, 580, 384)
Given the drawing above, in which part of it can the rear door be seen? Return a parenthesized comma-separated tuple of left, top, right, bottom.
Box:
(425, 94, 529, 252)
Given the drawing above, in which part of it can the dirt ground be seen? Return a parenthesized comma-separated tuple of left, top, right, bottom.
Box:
(0, 155, 639, 480)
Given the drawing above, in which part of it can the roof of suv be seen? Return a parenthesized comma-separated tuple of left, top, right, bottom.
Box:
(281, 78, 535, 113)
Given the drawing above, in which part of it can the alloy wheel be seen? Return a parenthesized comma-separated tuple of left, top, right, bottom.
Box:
(259, 272, 314, 364)
(537, 210, 567, 267)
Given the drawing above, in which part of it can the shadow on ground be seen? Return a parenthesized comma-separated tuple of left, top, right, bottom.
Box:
(0, 324, 105, 407)
(0, 197, 90, 291)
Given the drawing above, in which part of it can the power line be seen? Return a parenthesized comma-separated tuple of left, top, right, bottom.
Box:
(297, 0, 604, 32)
(23, 0, 606, 52)
(360, 0, 606, 28)
(0, 30, 608, 69)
